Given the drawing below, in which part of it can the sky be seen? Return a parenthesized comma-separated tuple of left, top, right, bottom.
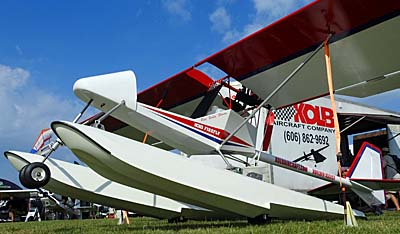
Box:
(0, 0, 399, 186)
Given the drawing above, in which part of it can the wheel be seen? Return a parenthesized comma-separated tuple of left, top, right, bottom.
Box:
(19, 165, 29, 188)
(21, 162, 51, 189)
(167, 216, 187, 223)
(248, 214, 271, 225)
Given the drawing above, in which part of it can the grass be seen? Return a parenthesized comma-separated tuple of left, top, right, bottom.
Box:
(2, 211, 400, 234)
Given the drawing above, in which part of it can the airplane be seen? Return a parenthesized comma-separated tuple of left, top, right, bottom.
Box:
(4, 0, 400, 224)
(293, 144, 329, 165)
(6, 93, 398, 222)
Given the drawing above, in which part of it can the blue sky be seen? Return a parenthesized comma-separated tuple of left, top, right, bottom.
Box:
(0, 0, 399, 186)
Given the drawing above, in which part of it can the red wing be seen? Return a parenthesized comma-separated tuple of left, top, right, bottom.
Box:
(138, 68, 213, 113)
(197, 0, 400, 108)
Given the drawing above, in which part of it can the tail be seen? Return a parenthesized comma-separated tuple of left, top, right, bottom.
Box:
(30, 128, 53, 154)
(348, 142, 385, 206)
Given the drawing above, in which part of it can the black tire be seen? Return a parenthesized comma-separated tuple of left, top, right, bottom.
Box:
(167, 216, 187, 223)
(248, 214, 271, 225)
(19, 165, 30, 188)
(21, 162, 51, 189)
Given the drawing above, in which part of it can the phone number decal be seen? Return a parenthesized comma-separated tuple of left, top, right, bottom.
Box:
(284, 131, 329, 145)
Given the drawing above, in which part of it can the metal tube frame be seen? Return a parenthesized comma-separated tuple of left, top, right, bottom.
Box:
(340, 116, 366, 134)
(41, 99, 94, 163)
(94, 100, 126, 128)
(219, 36, 330, 150)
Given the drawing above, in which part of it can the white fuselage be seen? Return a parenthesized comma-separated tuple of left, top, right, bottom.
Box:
(114, 102, 256, 155)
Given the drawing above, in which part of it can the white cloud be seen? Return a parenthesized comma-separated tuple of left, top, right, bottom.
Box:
(0, 64, 84, 155)
(0, 64, 97, 186)
(209, 6, 238, 44)
(0, 64, 29, 92)
(210, 0, 312, 43)
(162, 0, 192, 22)
(222, 29, 240, 44)
(253, 0, 299, 16)
(245, 0, 311, 36)
(210, 7, 231, 33)
(15, 45, 23, 55)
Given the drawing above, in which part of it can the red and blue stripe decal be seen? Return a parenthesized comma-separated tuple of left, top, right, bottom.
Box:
(348, 142, 383, 178)
(145, 106, 252, 148)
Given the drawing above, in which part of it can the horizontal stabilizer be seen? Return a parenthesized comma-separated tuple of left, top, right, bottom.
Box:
(348, 142, 383, 180)
(350, 179, 400, 191)
(346, 142, 385, 206)
(31, 128, 53, 154)
(309, 142, 388, 206)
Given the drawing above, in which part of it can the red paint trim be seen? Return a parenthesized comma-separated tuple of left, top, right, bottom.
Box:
(221, 81, 240, 94)
(219, 92, 230, 107)
(145, 106, 252, 147)
(32, 128, 50, 146)
(138, 68, 214, 110)
(347, 141, 383, 179)
(263, 111, 275, 151)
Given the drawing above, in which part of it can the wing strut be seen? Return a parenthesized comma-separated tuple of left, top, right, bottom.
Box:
(17, 99, 95, 189)
(324, 37, 353, 225)
(324, 39, 342, 166)
(143, 98, 165, 144)
(93, 100, 126, 129)
(41, 99, 94, 163)
(340, 116, 366, 134)
(190, 83, 222, 118)
(218, 35, 331, 152)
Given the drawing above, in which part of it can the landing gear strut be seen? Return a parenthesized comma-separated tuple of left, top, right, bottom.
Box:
(18, 99, 94, 189)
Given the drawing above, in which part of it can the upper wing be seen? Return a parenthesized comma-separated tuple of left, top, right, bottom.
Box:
(196, 0, 400, 108)
(336, 71, 400, 98)
(80, 1, 400, 146)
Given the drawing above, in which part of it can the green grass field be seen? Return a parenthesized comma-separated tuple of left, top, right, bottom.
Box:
(2, 212, 400, 234)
